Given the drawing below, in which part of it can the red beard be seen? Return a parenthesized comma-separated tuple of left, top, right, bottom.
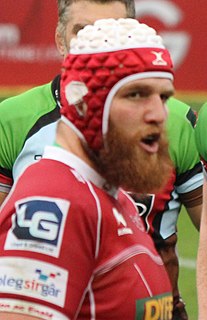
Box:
(89, 123, 172, 193)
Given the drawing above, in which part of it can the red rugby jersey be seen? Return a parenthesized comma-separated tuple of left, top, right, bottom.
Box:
(0, 146, 172, 319)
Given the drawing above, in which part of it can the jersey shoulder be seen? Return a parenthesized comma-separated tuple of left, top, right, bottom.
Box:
(0, 81, 55, 122)
(167, 97, 196, 128)
(166, 97, 200, 174)
(0, 81, 57, 171)
(14, 157, 98, 206)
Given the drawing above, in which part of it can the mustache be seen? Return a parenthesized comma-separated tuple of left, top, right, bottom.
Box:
(135, 123, 165, 138)
(129, 125, 168, 148)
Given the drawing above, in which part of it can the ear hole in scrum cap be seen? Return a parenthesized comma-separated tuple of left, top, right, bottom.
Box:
(60, 18, 174, 151)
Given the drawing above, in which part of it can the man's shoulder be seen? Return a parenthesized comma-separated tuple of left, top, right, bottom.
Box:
(195, 102, 207, 161)
(167, 97, 189, 110)
(166, 97, 200, 173)
(0, 79, 59, 176)
(14, 156, 101, 208)
(167, 97, 196, 128)
(196, 102, 207, 133)
(198, 101, 207, 117)
(0, 81, 55, 121)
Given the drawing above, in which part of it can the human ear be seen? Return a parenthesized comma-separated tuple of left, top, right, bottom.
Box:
(55, 29, 66, 57)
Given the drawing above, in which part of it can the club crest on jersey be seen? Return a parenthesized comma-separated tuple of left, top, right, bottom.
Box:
(4, 196, 69, 257)
(151, 51, 168, 66)
(112, 208, 133, 236)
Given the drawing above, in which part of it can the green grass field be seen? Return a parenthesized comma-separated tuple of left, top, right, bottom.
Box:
(177, 207, 199, 320)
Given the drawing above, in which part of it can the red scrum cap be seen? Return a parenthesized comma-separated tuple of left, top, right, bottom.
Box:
(60, 18, 174, 151)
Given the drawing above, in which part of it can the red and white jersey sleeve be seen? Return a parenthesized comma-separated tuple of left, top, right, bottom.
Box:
(0, 146, 173, 319)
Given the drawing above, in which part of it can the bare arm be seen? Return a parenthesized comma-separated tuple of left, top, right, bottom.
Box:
(186, 203, 202, 231)
(197, 179, 207, 320)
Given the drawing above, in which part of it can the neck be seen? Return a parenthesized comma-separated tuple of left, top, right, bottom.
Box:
(56, 120, 97, 169)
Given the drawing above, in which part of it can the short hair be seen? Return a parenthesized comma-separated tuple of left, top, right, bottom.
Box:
(56, 0, 136, 36)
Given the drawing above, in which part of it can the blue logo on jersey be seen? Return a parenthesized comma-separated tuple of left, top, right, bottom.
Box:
(5, 197, 69, 257)
(13, 199, 64, 244)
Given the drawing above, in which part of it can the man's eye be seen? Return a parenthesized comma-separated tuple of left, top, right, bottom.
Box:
(126, 91, 141, 99)
(160, 94, 170, 103)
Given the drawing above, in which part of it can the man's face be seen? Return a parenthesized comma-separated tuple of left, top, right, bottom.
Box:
(59, 0, 128, 56)
(94, 77, 174, 193)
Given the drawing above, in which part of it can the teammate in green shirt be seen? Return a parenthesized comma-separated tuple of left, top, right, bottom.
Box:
(195, 102, 207, 167)
(195, 102, 207, 319)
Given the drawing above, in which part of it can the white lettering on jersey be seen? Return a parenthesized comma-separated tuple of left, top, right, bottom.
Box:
(0, 298, 69, 319)
(0, 257, 68, 308)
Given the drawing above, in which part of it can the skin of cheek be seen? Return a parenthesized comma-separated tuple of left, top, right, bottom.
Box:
(110, 102, 143, 138)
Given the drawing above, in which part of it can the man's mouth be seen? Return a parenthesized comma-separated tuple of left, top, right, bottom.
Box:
(140, 133, 160, 154)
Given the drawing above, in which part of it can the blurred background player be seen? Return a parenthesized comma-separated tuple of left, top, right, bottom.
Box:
(0, 1, 203, 318)
(194, 102, 207, 319)
(195, 102, 207, 171)
(0, 18, 174, 319)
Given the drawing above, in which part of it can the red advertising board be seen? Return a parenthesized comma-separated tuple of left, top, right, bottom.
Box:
(0, 0, 207, 96)
(0, 0, 61, 93)
(135, 0, 207, 94)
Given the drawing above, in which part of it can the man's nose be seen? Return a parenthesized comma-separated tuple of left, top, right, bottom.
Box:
(143, 95, 168, 125)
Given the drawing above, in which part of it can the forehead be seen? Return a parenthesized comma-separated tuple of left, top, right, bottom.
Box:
(67, 1, 128, 34)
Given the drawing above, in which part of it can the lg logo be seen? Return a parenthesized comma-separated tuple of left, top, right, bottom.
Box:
(5, 197, 69, 257)
(15, 203, 60, 241)
(12, 197, 69, 244)
(135, 0, 191, 69)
